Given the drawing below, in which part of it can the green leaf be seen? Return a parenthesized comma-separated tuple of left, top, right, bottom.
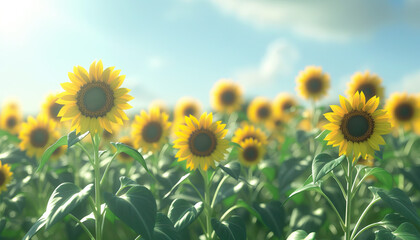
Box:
(253, 201, 285, 238)
(314, 130, 330, 141)
(375, 222, 420, 240)
(286, 230, 316, 240)
(214, 182, 245, 205)
(67, 130, 89, 148)
(168, 199, 203, 231)
(104, 186, 157, 240)
(363, 167, 393, 189)
(149, 213, 180, 240)
(400, 167, 420, 191)
(380, 214, 408, 231)
(36, 135, 68, 173)
(312, 153, 346, 183)
(23, 183, 93, 240)
(234, 199, 263, 223)
(286, 182, 322, 203)
(228, 141, 242, 149)
(164, 173, 191, 199)
(111, 142, 152, 176)
(260, 162, 276, 182)
(211, 216, 246, 240)
(220, 162, 241, 180)
(0, 129, 20, 143)
(0, 217, 6, 234)
(377, 188, 420, 227)
(118, 176, 140, 193)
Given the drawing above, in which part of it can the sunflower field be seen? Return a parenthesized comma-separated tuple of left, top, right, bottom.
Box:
(1, 58, 420, 240)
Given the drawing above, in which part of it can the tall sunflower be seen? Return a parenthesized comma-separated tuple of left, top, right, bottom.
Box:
(210, 79, 243, 113)
(174, 97, 202, 121)
(132, 107, 171, 153)
(238, 138, 265, 167)
(41, 93, 64, 123)
(385, 93, 420, 131)
(0, 104, 22, 135)
(0, 160, 13, 194)
(323, 92, 391, 159)
(296, 66, 330, 101)
(247, 97, 272, 123)
(57, 60, 133, 134)
(272, 93, 298, 119)
(116, 136, 135, 163)
(173, 112, 229, 171)
(347, 71, 384, 101)
(232, 123, 268, 145)
(19, 115, 60, 159)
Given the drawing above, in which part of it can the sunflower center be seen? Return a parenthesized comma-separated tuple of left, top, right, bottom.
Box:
(6, 116, 17, 128)
(103, 130, 113, 140)
(77, 82, 114, 118)
(394, 103, 414, 121)
(243, 146, 258, 162)
(0, 169, 5, 186)
(357, 83, 376, 100)
(189, 129, 217, 157)
(49, 103, 63, 120)
(142, 122, 163, 143)
(341, 111, 374, 142)
(275, 120, 284, 127)
(220, 90, 236, 105)
(306, 78, 323, 93)
(257, 106, 270, 119)
(183, 106, 196, 117)
(30, 128, 49, 148)
(282, 102, 293, 111)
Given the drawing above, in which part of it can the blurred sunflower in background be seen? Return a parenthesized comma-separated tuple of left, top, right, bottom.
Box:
(0, 101, 22, 135)
(174, 97, 202, 121)
(57, 60, 133, 134)
(324, 92, 391, 159)
(0, 160, 13, 194)
(50, 145, 67, 161)
(232, 123, 268, 145)
(238, 138, 265, 167)
(41, 93, 64, 123)
(385, 93, 420, 131)
(19, 115, 60, 159)
(102, 122, 121, 142)
(272, 93, 298, 119)
(247, 97, 272, 123)
(116, 136, 135, 163)
(347, 71, 384, 101)
(210, 79, 243, 113)
(149, 99, 170, 115)
(296, 66, 330, 101)
(132, 107, 171, 153)
(173, 112, 229, 171)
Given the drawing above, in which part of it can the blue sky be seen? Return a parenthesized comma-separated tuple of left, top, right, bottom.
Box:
(1, 0, 420, 114)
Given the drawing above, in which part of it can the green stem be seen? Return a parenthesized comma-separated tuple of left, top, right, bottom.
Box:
(92, 134, 102, 240)
(350, 197, 380, 240)
(100, 153, 118, 186)
(186, 180, 204, 202)
(319, 191, 345, 231)
(331, 172, 347, 199)
(351, 222, 382, 240)
(211, 175, 228, 208)
(344, 156, 354, 240)
(77, 142, 94, 165)
(69, 214, 95, 240)
(200, 169, 212, 240)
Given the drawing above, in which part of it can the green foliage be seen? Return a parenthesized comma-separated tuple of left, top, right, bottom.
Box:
(111, 142, 151, 176)
(211, 216, 246, 240)
(37, 135, 67, 172)
(286, 230, 316, 240)
(167, 199, 203, 231)
(375, 222, 420, 240)
(253, 201, 285, 238)
(312, 153, 345, 183)
(220, 162, 241, 181)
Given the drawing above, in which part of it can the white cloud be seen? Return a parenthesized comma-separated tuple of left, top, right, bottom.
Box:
(210, 0, 416, 41)
(235, 39, 299, 87)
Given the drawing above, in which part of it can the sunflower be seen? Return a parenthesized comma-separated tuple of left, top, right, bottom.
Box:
(296, 66, 330, 101)
(132, 107, 171, 153)
(57, 60, 133, 134)
(385, 93, 420, 131)
(323, 92, 391, 159)
(232, 123, 268, 145)
(272, 93, 298, 119)
(50, 145, 67, 161)
(0, 104, 22, 135)
(0, 161, 13, 194)
(116, 136, 135, 163)
(173, 112, 229, 171)
(174, 97, 202, 121)
(247, 97, 272, 123)
(265, 115, 286, 133)
(19, 115, 60, 159)
(347, 71, 384, 101)
(210, 79, 243, 113)
(102, 122, 121, 142)
(149, 100, 170, 115)
(41, 93, 64, 123)
(238, 138, 265, 167)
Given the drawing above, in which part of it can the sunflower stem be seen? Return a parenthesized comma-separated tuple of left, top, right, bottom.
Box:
(344, 156, 354, 240)
(92, 133, 103, 240)
(200, 169, 213, 240)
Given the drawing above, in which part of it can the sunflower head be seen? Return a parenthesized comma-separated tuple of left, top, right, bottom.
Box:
(102, 122, 121, 142)
(0, 101, 22, 134)
(296, 66, 330, 101)
(0, 160, 13, 194)
(210, 79, 243, 113)
(174, 97, 202, 121)
(41, 93, 64, 123)
(50, 145, 67, 161)
(347, 71, 384, 101)
(232, 123, 268, 145)
(324, 92, 391, 159)
(173, 112, 229, 171)
(149, 100, 170, 115)
(385, 92, 420, 131)
(265, 114, 287, 133)
(238, 138, 265, 167)
(116, 136, 135, 163)
(19, 114, 60, 159)
(247, 97, 272, 123)
(272, 93, 298, 119)
(57, 60, 133, 134)
(132, 107, 171, 153)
